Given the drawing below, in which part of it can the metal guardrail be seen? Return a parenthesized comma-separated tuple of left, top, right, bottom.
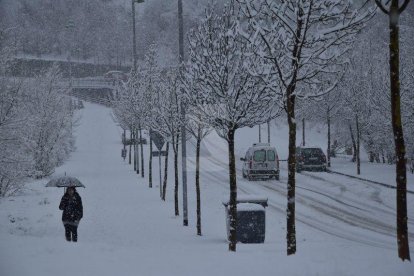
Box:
(1, 76, 118, 90)
(327, 169, 414, 195)
(71, 78, 116, 89)
(278, 158, 414, 194)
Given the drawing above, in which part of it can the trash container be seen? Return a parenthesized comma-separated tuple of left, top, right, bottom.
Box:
(223, 197, 268, 243)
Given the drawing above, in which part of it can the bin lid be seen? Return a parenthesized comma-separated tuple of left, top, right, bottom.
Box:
(237, 203, 265, 211)
(222, 196, 268, 208)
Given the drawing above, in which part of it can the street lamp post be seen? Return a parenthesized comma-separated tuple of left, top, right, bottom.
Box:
(132, 0, 144, 72)
(131, 0, 144, 176)
(178, 0, 188, 227)
(66, 19, 75, 86)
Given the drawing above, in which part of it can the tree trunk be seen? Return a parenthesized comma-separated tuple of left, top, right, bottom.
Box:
(267, 120, 270, 143)
(389, 0, 410, 261)
(302, 118, 305, 147)
(123, 129, 126, 152)
(174, 135, 179, 216)
(196, 126, 202, 236)
(227, 128, 237, 252)
(286, 86, 297, 256)
(129, 130, 132, 165)
(375, 153, 381, 163)
(284, 4, 304, 254)
(349, 124, 357, 163)
(133, 130, 137, 171)
(162, 142, 170, 201)
(259, 124, 261, 142)
(136, 129, 139, 174)
(356, 115, 361, 175)
(369, 152, 375, 163)
(327, 109, 331, 167)
(140, 127, 144, 178)
(159, 153, 162, 198)
(149, 133, 153, 188)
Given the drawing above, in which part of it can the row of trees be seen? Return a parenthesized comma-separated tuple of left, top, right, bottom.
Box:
(113, 0, 411, 260)
(113, 0, 373, 252)
(0, 29, 77, 196)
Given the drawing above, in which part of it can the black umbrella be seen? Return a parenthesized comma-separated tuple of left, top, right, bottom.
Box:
(45, 176, 85, 188)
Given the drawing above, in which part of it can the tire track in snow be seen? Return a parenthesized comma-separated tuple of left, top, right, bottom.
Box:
(192, 154, 413, 250)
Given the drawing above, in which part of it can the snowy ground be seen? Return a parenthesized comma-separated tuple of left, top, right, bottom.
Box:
(1, 102, 413, 276)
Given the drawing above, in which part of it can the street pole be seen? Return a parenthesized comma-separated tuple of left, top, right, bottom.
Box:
(131, 0, 144, 72)
(66, 19, 75, 86)
(131, 0, 144, 176)
(132, 0, 137, 72)
(178, 0, 188, 226)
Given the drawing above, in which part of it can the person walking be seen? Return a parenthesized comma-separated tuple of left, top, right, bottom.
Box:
(59, 186, 83, 242)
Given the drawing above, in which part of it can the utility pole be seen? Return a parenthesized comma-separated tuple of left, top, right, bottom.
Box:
(178, 0, 188, 227)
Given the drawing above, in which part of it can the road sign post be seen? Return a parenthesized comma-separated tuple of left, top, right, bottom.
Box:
(150, 130, 165, 198)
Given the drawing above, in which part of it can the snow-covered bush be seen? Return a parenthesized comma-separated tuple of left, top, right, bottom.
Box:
(23, 65, 75, 178)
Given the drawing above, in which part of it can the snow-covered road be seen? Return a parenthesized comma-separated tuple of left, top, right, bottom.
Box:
(191, 139, 414, 251)
(1, 102, 413, 276)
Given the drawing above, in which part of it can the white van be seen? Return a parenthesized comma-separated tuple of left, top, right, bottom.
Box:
(241, 143, 280, 181)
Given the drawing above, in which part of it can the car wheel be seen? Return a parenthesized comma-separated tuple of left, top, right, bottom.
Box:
(296, 166, 301, 173)
(275, 173, 280, 181)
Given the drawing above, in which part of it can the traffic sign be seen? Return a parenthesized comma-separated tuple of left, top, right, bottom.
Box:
(150, 130, 165, 151)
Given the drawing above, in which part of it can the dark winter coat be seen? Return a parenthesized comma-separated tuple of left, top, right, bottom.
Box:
(59, 192, 83, 223)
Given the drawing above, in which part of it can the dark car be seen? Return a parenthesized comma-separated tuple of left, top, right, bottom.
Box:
(296, 146, 327, 172)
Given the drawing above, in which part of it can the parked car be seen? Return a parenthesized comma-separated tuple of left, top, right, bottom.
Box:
(241, 143, 280, 180)
(296, 146, 327, 172)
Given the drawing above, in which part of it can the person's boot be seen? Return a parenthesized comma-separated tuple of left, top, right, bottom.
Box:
(72, 233, 77, 242)
(65, 233, 71, 242)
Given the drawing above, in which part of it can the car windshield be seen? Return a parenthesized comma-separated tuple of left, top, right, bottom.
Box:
(302, 148, 323, 157)
(267, 150, 275, 161)
(253, 150, 266, 162)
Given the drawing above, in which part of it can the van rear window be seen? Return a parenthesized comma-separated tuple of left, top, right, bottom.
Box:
(254, 150, 266, 162)
(267, 150, 275, 161)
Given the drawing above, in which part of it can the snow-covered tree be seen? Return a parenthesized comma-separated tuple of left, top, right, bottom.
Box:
(181, 66, 213, 236)
(141, 44, 161, 189)
(184, 2, 279, 251)
(152, 69, 182, 215)
(238, 0, 374, 255)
